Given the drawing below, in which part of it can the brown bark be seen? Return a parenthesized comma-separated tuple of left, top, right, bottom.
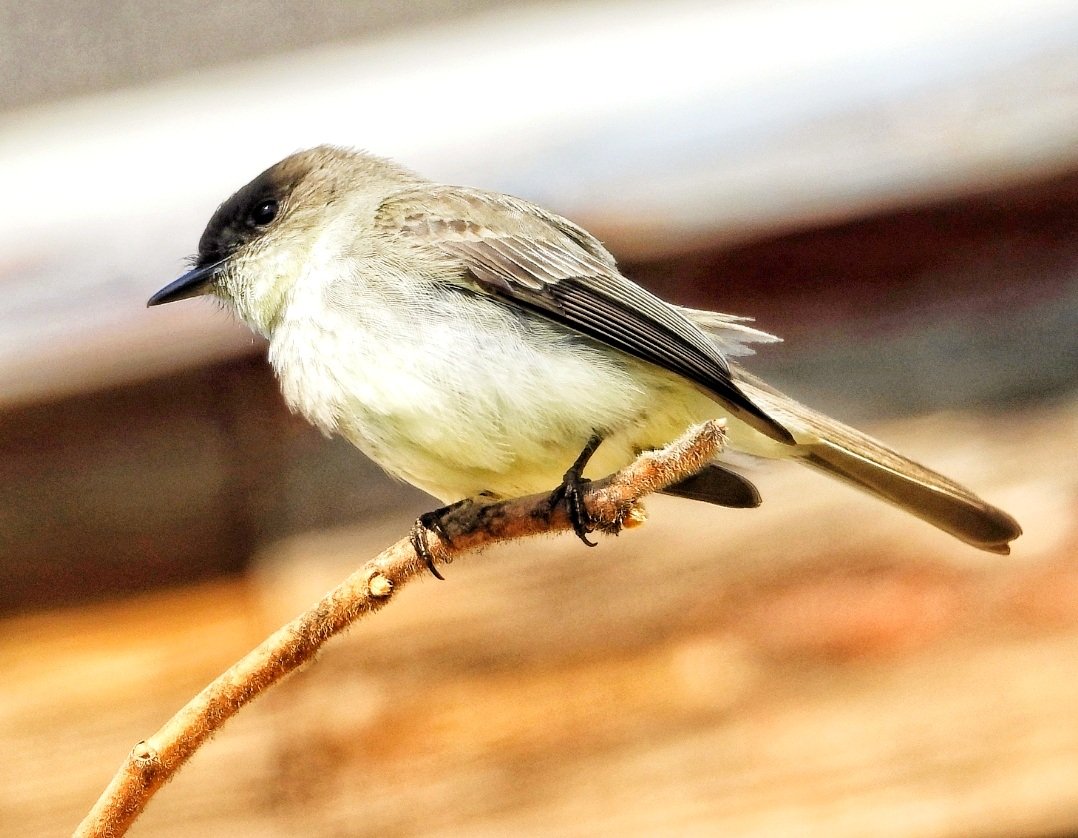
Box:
(73, 421, 725, 837)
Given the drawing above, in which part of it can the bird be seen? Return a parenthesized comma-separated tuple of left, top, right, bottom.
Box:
(148, 146, 1021, 574)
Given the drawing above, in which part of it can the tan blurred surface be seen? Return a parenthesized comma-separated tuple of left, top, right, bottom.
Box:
(2, 402, 1074, 837)
(2, 5, 1075, 835)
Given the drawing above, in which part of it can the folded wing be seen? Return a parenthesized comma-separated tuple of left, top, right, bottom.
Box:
(375, 186, 793, 445)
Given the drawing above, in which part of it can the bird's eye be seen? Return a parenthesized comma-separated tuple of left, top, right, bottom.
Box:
(249, 198, 278, 227)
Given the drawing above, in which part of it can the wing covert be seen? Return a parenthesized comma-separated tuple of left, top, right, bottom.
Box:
(376, 186, 793, 445)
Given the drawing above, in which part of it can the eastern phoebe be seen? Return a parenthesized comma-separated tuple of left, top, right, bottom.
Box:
(149, 146, 1021, 572)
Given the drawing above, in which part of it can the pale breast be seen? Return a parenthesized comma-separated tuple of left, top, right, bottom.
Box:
(269, 268, 683, 500)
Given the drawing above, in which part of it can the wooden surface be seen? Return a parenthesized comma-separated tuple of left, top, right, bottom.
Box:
(3, 169, 1074, 614)
(2, 401, 1074, 837)
(4, 6, 1074, 829)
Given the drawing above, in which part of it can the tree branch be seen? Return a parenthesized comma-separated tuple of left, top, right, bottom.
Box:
(74, 420, 726, 837)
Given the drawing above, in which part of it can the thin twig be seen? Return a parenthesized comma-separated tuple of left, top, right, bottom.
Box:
(74, 420, 725, 837)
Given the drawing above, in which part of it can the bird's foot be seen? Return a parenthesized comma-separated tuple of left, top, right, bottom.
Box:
(411, 498, 474, 580)
(549, 433, 603, 547)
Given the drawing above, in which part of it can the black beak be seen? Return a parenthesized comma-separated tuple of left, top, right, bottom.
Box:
(147, 259, 226, 307)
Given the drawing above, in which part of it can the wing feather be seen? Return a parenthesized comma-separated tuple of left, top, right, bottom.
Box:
(376, 186, 793, 445)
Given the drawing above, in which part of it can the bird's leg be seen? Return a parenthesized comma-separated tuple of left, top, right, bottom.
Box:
(411, 497, 476, 580)
(409, 493, 498, 578)
(549, 433, 603, 547)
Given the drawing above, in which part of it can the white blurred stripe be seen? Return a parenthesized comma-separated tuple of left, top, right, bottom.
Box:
(0, 0, 1075, 404)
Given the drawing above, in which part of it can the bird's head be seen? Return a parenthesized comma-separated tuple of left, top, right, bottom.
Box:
(148, 145, 417, 336)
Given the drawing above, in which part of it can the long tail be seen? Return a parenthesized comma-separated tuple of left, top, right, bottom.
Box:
(799, 438, 1020, 554)
(734, 370, 1022, 554)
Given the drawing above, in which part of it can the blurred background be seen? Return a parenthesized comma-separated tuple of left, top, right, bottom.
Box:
(1, 0, 1076, 834)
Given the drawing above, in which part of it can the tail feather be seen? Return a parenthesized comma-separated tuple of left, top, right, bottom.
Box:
(663, 463, 762, 508)
(733, 368, 1022, 554)
(801, 442, 1021, 554)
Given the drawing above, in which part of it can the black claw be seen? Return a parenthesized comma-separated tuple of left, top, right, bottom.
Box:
(566, 476, 597, 546)
(410, 518, 446, 580)
(550, 433, 603, 548)
(411, 499, 473, 581)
